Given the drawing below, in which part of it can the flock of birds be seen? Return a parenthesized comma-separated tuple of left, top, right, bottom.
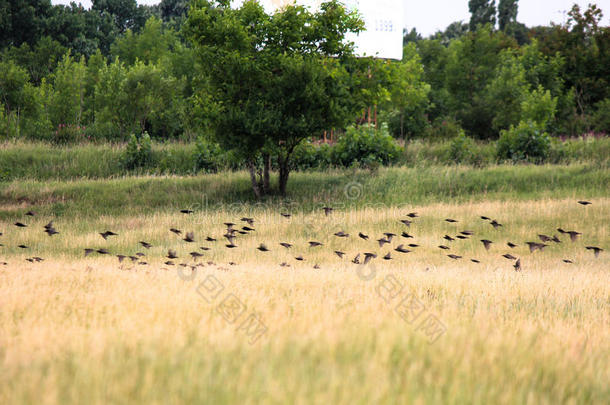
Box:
(0, 201, 605, 271)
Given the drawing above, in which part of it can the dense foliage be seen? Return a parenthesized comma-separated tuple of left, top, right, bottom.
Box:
(0, 0, 609, 196)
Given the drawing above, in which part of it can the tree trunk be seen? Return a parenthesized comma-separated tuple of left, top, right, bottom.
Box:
(247, 161, 262, 199)
(278, 159, 290, 197)
(278, 146, 296, 197)
(262, 153, 271, 194)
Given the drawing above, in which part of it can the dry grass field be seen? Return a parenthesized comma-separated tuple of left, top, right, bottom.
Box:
(1, 196, 608, 404)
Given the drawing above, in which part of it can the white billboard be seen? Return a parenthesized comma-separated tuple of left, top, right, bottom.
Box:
(237, 0, 404, 60)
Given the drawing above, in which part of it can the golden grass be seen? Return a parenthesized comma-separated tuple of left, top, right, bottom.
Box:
(0, 198, 608, 404)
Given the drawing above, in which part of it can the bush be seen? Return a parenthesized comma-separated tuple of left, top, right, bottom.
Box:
(496, 120, 551, 163)
(51, 124, 88, 144)
(520, 85, 557, 130)
(192, 137, 226, 173)
(331, 124, 403, 167)
(384, 108, 430, 139)
(425, 117, 464, 140)
(120, 132, 154, 169)
(592, 98, 610, 134)
(291, 141, 332, 170)
(447, 131, 476, 164)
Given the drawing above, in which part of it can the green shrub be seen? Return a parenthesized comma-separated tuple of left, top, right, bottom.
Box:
(497, 120, 551, 163)
(520, 85, 557, 130)
(447, 131, 476, 164)
(51, 124, 88, 144)
(592, 98, 610, 134)
(120, 132, 154, 169)
(85, 121, 122, 142)
(425, 117, 464, 140)
(331, 124, 402, 167)
(291, 141, 332, 170)
(192, 137, 226, 173)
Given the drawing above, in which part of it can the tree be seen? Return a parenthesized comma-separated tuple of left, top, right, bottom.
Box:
(468, 0, 496, 31)
(445, 26, 516, 138)
(48, 51, 87, 128)
(185, 0, 363, 198)
(498, 0, 518, 31)
(433, 21, 469, 46)
(0, 0, 53, 48)
(385, 43, 430, 138)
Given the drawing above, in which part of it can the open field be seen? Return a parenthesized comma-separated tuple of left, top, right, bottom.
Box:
(1, 170, 609, 404)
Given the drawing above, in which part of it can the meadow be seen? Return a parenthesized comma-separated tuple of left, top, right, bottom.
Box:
(0, 154, 609, 404)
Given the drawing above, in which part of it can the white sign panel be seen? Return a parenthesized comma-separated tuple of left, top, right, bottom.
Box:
(236, 0, 404, 60)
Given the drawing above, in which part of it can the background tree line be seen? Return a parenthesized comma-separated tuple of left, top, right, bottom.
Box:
(0, 0, 609, 195)
(1, 0, 608, 141)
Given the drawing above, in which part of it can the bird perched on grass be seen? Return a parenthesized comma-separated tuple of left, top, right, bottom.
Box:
(438, 245, 450, 250)
(577, 201, 592, 205)
(358, 232, 369, 240)
(279, 242, 292, 249)
(308, 241, 323, 247)
(334, 231, 349, 238)
(14, 222, 27, 228)
(445, 218, 458, 223)
(180, 209, 193, 214)
(447, 254, 462, 260)
(323, 207, 333, 216)
(167, 249, 178, 259)
(507, 242, 517, 248)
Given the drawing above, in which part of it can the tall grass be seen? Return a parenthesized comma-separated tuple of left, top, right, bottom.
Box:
(0, 164, 608, 219)
(0, 137, 608, 182)
(0, 198, 608, 404)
